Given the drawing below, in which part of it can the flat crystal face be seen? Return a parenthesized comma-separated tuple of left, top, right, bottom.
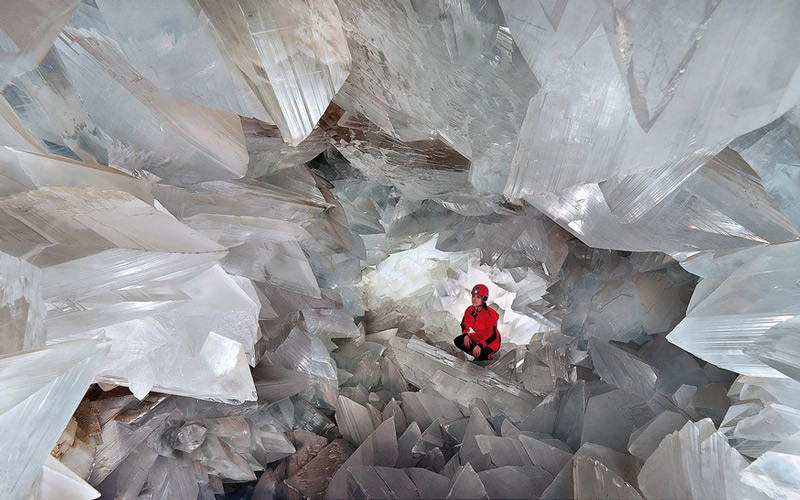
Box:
(0, 1, 798, 498)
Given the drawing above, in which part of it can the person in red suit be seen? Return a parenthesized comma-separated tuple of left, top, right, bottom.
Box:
(454, 284, 501, 361)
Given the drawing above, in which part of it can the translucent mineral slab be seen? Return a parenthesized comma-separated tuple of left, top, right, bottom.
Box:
(391, 337, 541, 423)
(0, 0, 79, 88)
(478, 466, 555, 500)
(0, 250, 44, 354)
(260, 323, 338, 409)
(627, 411, 688, 463)
(590, 339, 657, 399)
(283, 439, 353, 499)
(731, 113, 800, 231)
(0, 146, 152, 202)
(406, 468, 451, 500)
(0, 338, 109, 499)
(582, 388, 669, 453)
(541, 442, 642, 500)
(668, 241, 800, 376)
(503, 1, 800, 197)
(53, 27, 248, 185)
(38, 455, 100, 500)
(1, 48, 111, 164)
(0, 187, 226, 303)
(326, 418, 398, 499)
(527, 169, 798, 256)
(251, 363, 316, 404)
(94, 320, 257, 403)
(476, 435, 532, 468)
(519, 390, 561, 435)
(740, 430, 800, 499)
(336, 395, 376, 447)
(459, 407, 496, 471)
(553, 381, 587, 451)
(744, 316, 800, 382)
(346, 466, 419, 499)
(573, 456, 642, 500)
(395, 421, 421, 469)
(323, 106, 476, 205)
(446, 463, 489, 500)
(91, 0, 351, 145)
(242, 118, 329, 179)
(334, 0, 538, 194)
(517, 435, 573, 476)
(638, 419, 769, 500)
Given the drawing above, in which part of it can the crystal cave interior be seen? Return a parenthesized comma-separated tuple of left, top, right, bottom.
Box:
(1, 1, 799, 499)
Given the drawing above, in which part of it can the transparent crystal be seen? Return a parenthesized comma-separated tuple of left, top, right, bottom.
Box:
(326, 418, 398, 499)
(590, 339, 657, 399)
(446, 463, 488, 500)
(335, 0, 538, 194)
(0, 0, 79, 88)
(51, 27, 249, 184)
(0, 338, 109, 499)
(0, 250, 44, 355)
(38, 455, 100, 500)
(627, 411, 688, 463)
(503, 1, 800, 197)
(638, 419, 769, 500)
(669, 241, 800, 376)
(573, 455, 642, 500)
(391, 337, 541, 423)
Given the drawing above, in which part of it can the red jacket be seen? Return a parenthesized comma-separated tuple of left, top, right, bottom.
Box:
(461, 305, 501, 351)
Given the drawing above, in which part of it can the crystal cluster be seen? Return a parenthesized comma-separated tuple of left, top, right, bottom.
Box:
(0, 1, 798, 499)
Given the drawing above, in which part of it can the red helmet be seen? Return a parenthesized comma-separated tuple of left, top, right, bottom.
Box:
(471, 284, 489, 298)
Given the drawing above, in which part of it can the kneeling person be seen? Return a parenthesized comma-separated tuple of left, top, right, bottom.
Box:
(454, 284, 501, 361)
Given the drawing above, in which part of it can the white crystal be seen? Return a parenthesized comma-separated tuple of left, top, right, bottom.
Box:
(0, 338, 109, 499)
(503, 1, 800, 197)
(669, 241, 800, 376)
(0, 0, 79, 88)
(638, 419, 769, 500)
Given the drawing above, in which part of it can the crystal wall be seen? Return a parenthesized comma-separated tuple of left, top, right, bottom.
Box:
(0, 1, 799, 499)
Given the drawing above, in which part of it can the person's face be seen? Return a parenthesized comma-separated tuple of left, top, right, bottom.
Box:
(472, 294, 483, 307)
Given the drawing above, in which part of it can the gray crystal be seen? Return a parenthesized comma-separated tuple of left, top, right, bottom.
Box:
(573, 456, 643, 500)
(283, 439, 353, 500)
(395, 422, 421, 469)
(541, 442, 642, 500)
(475, 435, 532, 468)
(406, 468, 451, 500)
(744, 316, 800, 382)
(517, 435, 573, 476)
(391, 337, 541, 423)
(478, 466, 555, 500)
(582, 388, 667, 452)
(347, 466, 419, 499)
(400, 392, 463, 432)
(590, 339, 657, 399)
(446, 463, 489, 500)
(335, 396, 376, 447)
(326, 418, 398, 500)
(553, 381, 587, 451)
(627, 411, 688, 463)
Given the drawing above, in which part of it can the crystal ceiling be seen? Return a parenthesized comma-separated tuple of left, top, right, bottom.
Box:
(0, 1, 799, 499)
